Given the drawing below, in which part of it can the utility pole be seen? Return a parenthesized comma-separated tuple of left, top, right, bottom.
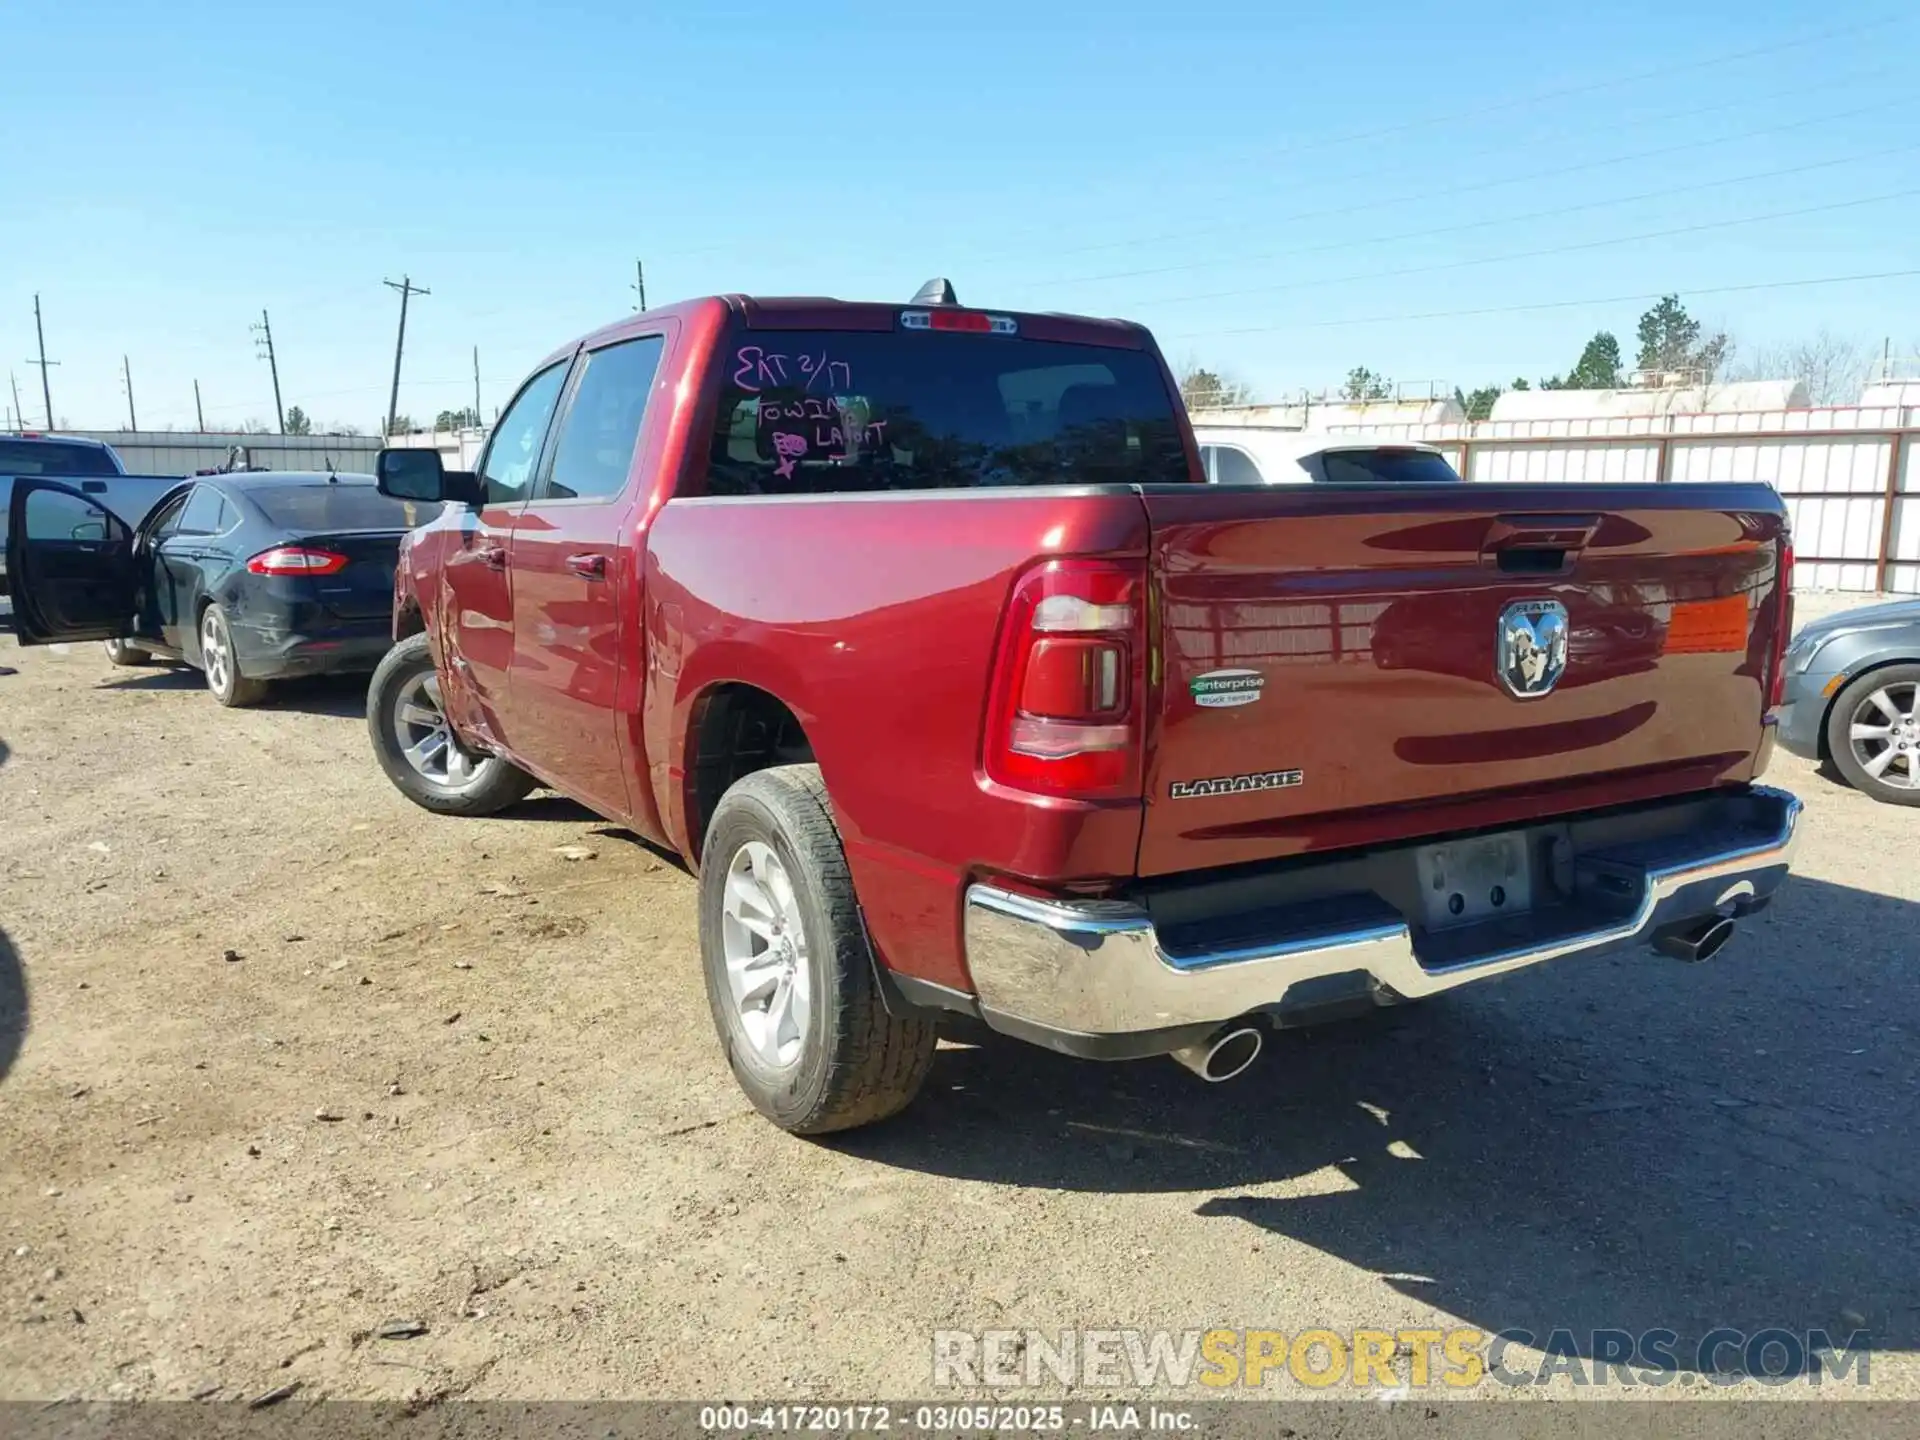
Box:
(121, 355, 137, 432)
(473, 345, 482, 426)
(194, 379, 206, 431)
(383, 276, 428, 436)
(631, 259, 647, 312)
(8, 372, 23, 431)
(252, 310, 286, 434)
(31, 294, 59, 428)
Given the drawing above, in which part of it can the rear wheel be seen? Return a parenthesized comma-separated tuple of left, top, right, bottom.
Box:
(1826, 664, 1920, 806)
(199, 604, 268, 707)
(102, 638, 154, 667)
(366, 632, 537, 816)
(699, 764, 936, 1135)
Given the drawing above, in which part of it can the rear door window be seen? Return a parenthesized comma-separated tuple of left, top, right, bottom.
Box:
(1319, 448, 1461, 484)
(175, 486, 231, 536)
(703, 329, 1188, 495)
(539, 336, 666, 502)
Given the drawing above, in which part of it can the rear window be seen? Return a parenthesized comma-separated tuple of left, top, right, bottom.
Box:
(0, 440, 120, 477)
(1319, 448, 1461, 484)
(249, 483, 415, 531)
(702, 329, 1189, 495)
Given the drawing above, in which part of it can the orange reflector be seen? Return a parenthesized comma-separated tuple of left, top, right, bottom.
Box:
(1665, 595, 1749, 654)
(1823, 673, 1847, 697)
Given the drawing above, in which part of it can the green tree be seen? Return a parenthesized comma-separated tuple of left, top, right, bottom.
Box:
(1341, 366, 1391, 402)
(386, 414, 416, 436)
(1461, 385, 1502, 421)
(1636, 295, 1730, 380)
(434, 406, 483, 430)
(1178, 365, 1253, 410)
(1511, 377, 1531, 391)
(283, 405, 313, 436)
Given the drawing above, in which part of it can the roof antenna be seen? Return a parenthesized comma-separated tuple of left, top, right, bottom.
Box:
(909, 277, 959, 306)
(325, 455, 338, 482)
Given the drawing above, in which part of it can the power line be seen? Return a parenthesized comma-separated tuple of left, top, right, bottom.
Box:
(383, 276, 429, 437)
(1167, 267, 1920, 340)
(252, 310, 286, 435)
(1015, 95, 1906, 276)
(29, 294, 58, 428)
(1036, 140, 1920, 291)
(1128, 186, 1920, 313)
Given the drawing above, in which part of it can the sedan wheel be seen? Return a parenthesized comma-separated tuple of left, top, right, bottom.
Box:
(1826, 664, 1920, 807)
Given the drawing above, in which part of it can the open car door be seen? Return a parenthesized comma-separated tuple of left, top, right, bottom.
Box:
(5, 478, 141, 646)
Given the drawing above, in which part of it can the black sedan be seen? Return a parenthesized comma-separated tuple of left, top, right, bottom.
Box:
(4, 470, 420, 706)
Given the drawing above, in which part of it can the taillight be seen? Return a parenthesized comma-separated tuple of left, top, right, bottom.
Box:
(983, 558, 1145, 799)
(1767, 537, 1794, 710)
(248, 546, 349, 576)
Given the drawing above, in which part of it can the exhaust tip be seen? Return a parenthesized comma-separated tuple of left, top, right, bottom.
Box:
(1654, 916, 1737, 963)
(1172, 1025, 1263, 1083)
(1693, 917, 1736, 962)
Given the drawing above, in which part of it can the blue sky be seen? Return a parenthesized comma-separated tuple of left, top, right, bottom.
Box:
(4, 0, 1916, 432)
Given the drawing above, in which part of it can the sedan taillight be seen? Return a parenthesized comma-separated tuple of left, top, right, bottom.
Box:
(247, 546, 349, 576)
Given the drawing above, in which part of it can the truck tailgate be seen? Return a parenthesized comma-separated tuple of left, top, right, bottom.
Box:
(1137, 483, 1789, 876)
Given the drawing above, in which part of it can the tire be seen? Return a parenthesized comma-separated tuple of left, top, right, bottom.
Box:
(1825, 663, 1920, 807)
(699, 764, 936, 1135)
(365, 632, 537, 816)
(198, 603, 269, 707)
(103, 637, 154, 667)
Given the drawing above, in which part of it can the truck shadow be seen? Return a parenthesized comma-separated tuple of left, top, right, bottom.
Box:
(844, 873, 1918, 1373)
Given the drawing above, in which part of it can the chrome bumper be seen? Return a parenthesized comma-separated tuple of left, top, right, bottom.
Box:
(962, 785, 1801, 1056)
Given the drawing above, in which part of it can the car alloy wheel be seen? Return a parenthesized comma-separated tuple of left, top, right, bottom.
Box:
(719, 839, 813, 1070)
(390, 670, 483, 789)
(1847, 679, 1920, 791)
(200, 609, 233, 697)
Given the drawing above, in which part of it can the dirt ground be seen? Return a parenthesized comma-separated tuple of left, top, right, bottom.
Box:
(1, 597, 1916, 1405)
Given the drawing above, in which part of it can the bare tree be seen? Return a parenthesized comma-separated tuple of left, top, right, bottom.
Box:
(1732, 330, 1872, 405)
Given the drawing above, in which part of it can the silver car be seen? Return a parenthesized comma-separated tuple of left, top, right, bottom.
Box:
(1775, 597, 1920, 805)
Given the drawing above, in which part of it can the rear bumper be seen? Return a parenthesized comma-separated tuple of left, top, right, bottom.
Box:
(231, 619, 393, 679)
(961, 784, 1801, 1060)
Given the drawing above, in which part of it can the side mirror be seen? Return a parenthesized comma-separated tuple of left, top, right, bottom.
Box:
(377, 447, 447, 502)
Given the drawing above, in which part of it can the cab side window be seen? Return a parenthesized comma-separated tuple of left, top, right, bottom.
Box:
(479, 361, 571, 506)
(539, 337, 666, 502)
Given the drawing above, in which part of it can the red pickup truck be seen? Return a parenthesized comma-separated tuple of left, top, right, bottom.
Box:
(364, 286, 1801, 1135)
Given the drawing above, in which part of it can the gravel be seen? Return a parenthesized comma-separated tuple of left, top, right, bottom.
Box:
(0, 613, 1915, 1402)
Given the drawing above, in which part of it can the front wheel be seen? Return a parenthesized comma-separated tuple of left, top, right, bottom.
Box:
(1826, 664, 1920, 806)
(365, 633, 537, 816)
(699, 764, 936, 1135)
